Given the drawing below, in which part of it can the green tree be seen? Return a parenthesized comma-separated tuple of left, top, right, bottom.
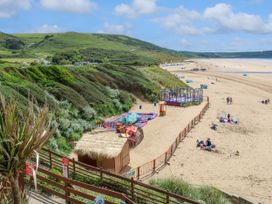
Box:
(0, 97, 56, 204)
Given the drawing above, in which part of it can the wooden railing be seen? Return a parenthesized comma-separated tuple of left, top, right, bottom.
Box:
(124, 97, 210, 179)
(28, 167, 134, 204)
(38, 148, 200, 204)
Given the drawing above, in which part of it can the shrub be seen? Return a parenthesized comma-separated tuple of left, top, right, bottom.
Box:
(149, 178, 232, 204)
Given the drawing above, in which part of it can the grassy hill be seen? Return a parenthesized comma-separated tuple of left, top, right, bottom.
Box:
(0, 32, 183, 63)
(0, 32, 187, 155)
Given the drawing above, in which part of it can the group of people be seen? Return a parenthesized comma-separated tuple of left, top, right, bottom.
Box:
(219, 113, 238, 124)
(261, 99, 270, 105)
(226, 97, 233, 105)
(196, 138, 216, 152)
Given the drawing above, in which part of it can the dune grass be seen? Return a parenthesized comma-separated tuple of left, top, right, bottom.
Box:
(149, 178, 232, 204)
(141, 66, 187, 88)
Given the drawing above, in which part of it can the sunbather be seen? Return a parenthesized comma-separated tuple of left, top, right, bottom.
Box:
(210, 122, 217, 130)
(196, 139, 216, 151)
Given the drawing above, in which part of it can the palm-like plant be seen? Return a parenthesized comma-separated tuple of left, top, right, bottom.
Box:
(0, 97, 56, 204)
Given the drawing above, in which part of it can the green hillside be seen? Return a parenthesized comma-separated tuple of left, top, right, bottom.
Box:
(0, 32, 183, 63)
(0, 32, 186, 155)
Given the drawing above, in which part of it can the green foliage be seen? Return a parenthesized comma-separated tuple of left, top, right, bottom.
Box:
(51, 51, 83, 65)
(79, 47, 159, 66)
(1, 32, 183, 62)
(0, 97, 56, 203)
(149, 178, 232, 204)
(0, 63, 187, 155)
(141, 66, 187, 89)
(0, 31, 189, 156)
(4, 39, 25, 50)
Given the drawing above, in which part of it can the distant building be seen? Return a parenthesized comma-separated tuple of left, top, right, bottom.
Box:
(74, 61, 91, 66)
(35, 58, 50, 66)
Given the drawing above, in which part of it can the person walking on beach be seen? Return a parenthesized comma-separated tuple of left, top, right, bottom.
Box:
(230, 97, 233, 104)
(226, 97, 230, 105)
(227, 113, 231, 122)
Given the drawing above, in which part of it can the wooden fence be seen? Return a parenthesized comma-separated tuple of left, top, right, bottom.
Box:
(28, 167, 134, 204)
(38, 148, 200, 204)
(123, 97, 210, 180)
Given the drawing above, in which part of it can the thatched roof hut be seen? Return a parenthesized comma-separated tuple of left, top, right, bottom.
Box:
(74, 129, 130, 173)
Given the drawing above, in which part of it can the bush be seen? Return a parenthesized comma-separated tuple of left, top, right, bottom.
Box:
(149, 178, 232, 204)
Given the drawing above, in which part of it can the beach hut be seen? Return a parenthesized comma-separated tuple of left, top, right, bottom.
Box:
(74, 129, 130, 173)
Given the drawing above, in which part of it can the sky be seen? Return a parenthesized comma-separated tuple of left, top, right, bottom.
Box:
(0, 0, 272, 52)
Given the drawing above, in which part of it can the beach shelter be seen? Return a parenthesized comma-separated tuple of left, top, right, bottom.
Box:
(74, 129, 130, 173)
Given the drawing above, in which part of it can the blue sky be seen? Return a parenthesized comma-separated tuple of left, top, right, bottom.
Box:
(0, 0, 272, 52)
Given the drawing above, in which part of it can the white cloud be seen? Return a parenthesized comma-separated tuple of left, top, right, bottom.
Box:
(32, 24, 63, 33)
(204, 3, 272, 34)
(153, 6, 202, 35)
(0, 0, 31, 18)
(115, 0, 157, 18)
(154, 3, 272, 35)
(98, 22, 132, 35)
(40, 0, 96, 13)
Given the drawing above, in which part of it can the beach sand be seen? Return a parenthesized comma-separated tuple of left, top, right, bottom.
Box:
(152, 59, 272, 203)
(129, 101, 206, 168)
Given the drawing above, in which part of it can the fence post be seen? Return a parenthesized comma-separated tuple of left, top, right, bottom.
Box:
(131, 177, 135, 200)
(100, 168, 103, 179)
(164, 152, 167, 164)
(72, 158, 75, 174)
(49, 151, 52, 169)
(179, 132, 182, 142)
(137, 167, 140, 180)
(152, 159, 156, 172)
(166, 192, 170, 204)
(64, 179, 70, 204)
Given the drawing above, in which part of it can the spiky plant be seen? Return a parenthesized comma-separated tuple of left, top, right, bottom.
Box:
(0, 97, 57, 204)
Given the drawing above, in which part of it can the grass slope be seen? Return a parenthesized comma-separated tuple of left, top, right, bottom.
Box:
(0, 61, 186, 154)
(0, 32, 183, 63)
(0, 31, 187, 154)
(150, 178, 232, 204)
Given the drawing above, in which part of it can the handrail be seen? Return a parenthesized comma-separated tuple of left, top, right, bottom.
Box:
(38, 148, 201, 203)
(28, 167, 135, 204)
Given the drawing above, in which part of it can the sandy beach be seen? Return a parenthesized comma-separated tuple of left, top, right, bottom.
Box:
(129, 101, 206, 168)
(152, 59, 272, 203)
